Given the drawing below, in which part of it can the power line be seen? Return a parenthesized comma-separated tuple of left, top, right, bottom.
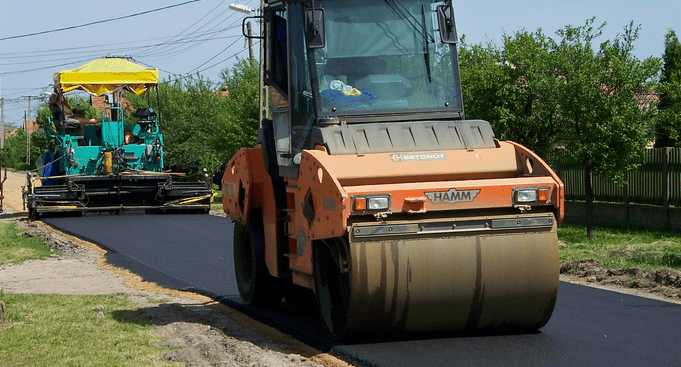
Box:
(0, 0, 258, 124)
(196, 42, 257, 74)
(135, 0, 229, 58)
(136, 0, 257, 61)
(162, 42, 254, 82)
(0, 86, 51, 99)
(141, 25, 241, 60)
(0, 29, 238, 61)
(0, 57, 96, 77)
(0, 0, 204, 41)
(0, 3, 246, 78)
(189, 37, 242, 73)
(0, 29, 241, 77)
(139, 7, 241, 59)
(0, 34, 241, 67)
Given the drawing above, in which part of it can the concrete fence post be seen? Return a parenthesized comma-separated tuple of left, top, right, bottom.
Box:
(663, 147, 671, 230)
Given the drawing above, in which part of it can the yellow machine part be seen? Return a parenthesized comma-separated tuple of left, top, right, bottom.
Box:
(54, 58, 158, 95)
(315, 224, 559, 339)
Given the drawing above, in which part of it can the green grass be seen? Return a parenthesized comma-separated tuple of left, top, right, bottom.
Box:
(0, 221, 182, 366)
(0, 291, 180, 367)
(210, 185, 223, 212)
(212, 184, 222, 203)
(558, 224, 681, 271)
(146, 297, 171, 304)
(0, 221, 55, 266)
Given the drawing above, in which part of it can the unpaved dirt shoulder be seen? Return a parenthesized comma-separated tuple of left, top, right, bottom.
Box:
(1, 169, 27, 217)
(560, 259, 681, 305)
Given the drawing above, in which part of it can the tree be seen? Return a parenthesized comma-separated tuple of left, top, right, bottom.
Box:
(0, 128, 44, 170)
(0, 128, 28, 169)
(126, 58, 260, 175)
(654, 29, 681, 147)
(459, 30, 561, 158)
(460, 18, 661, 239)
(127, 75, 231, 173)
(218, 58, 260, 153)
(551, 19, 661, 238)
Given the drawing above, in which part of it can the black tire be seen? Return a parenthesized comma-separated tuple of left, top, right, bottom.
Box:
(283, 282, 316, 311)
(233, 210, 283, 307)
(313, 241, 352, 340)
(28, 207, 40, 221)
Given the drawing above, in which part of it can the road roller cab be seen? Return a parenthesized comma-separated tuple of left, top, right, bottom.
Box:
(221, 0, 564, 340)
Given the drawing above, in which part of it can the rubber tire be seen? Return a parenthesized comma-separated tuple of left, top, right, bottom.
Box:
(28, 207, 40, 221)
(313, 241, 352, 340)
(233, 210, 283, 307)
(283, 282, 316, 311)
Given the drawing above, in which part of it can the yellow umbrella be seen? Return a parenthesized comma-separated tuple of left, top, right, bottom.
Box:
(54, 58, 158, 96)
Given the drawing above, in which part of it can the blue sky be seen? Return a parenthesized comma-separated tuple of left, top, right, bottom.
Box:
(1, 0, 679, 126)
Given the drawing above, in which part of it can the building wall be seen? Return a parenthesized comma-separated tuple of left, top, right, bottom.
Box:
(90, 95, 134, 119)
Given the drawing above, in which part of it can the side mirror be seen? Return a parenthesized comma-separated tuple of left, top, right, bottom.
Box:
(305, 8, 325, 48)
(242, 16, 264, 39)
(437, 5, 457, 44)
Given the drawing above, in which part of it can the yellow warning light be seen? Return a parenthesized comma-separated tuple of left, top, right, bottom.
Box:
(354, 197, 367, 211)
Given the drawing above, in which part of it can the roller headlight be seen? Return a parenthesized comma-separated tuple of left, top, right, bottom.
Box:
(368, 196, 390, 210)
(514, 187, 550, 204)
(516, 189, 538, 203)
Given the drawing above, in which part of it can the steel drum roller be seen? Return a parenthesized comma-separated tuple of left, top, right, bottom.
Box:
(317, 225, 559, 339)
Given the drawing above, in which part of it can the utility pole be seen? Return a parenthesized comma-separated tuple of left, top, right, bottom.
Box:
(25, 96, 32, 164)
(247, 21, 254, 64)
(229, 3, 255, 64)
(25, 111, 30, 164)
(0, 98, 4, 148)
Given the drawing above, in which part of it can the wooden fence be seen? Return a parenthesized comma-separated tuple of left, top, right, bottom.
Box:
(550, 148, 681, 231)
(550, 148, 681, 207)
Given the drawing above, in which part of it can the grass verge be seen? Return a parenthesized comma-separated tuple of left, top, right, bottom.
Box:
(211, 189, 223, 212)
(0, 221, 54, 266)
(558, 224, 681, 272)
(0, 291, 180, 367)
(0, 221, 181, 366)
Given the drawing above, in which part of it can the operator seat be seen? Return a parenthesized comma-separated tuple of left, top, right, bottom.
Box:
(323, 57, 389, 85)
(133, 108, 156, 131)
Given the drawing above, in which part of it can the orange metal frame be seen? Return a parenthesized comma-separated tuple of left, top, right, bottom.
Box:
(221, 140, 564, 288)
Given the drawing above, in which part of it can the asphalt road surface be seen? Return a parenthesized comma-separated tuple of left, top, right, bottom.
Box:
(44, 213, 681, 367)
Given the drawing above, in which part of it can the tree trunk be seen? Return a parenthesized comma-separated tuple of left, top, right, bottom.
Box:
(584, 156, 595, 239)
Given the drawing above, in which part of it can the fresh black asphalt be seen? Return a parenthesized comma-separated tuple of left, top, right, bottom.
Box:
(45, 213, 237, 297)
(43, 213, 681, 367)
